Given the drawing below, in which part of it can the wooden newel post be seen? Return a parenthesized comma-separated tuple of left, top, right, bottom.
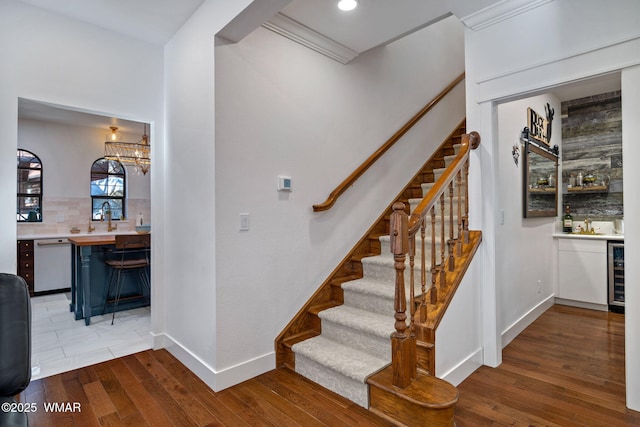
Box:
(389, 202, 416, 389)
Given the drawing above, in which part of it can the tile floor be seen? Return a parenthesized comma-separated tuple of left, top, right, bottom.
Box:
(31, 292, 152, 380)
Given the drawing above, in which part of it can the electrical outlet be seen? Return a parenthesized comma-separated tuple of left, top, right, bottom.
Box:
(537, 279, 542, 294)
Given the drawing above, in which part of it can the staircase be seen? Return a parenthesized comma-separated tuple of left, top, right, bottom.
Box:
(291, 144, 464, 408)
(276, 120, 482, 425)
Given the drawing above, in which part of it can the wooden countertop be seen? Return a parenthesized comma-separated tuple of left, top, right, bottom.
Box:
(68, 233, 146, 246)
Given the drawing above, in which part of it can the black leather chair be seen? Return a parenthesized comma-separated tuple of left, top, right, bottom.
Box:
(0, 273, 32, 427)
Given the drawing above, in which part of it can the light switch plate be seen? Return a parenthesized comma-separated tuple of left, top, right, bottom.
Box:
(240, 213, 250, 231)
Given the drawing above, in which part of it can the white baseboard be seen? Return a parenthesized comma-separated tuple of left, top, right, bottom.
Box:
(501, 295, 554, 348)
(439, 347, 483, 387)
(554, 297, 608, 312)
(152, 332, 275, 392)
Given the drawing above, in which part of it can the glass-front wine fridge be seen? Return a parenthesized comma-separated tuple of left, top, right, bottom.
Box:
(608, 241, 625, 313)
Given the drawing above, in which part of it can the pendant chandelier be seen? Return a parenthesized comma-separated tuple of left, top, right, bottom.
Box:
(104, 123, 150, 175)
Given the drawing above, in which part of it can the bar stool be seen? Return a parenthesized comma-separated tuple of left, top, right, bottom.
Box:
(102, 234, 150, 325)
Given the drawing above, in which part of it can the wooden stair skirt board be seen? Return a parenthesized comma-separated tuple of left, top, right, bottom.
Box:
(367, 366, 458, 427)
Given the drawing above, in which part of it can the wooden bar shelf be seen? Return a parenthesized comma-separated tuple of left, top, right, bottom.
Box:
(566, 184, 608, 193)
(528, 187, 556, 194)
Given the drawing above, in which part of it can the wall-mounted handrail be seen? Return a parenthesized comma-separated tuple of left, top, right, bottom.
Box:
(312, 73, 465, 212)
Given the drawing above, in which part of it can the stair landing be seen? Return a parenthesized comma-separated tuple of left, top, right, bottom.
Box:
(367, 365, 458, 427)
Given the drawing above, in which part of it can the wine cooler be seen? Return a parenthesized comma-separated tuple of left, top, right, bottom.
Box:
(608, 241, 625, 313)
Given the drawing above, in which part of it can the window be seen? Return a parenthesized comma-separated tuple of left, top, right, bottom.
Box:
(91, 158, 125, 221)
(17, 149, 42, 222)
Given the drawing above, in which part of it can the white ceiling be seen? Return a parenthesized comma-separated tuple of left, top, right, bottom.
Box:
(18, 98, 145, 135)
(14, 0, 478, 49)
(15, 0, 622, 128)
(278, 0, 453, 54)
(17, 0, 205, 46)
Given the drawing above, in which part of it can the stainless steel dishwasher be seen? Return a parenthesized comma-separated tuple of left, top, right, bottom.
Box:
(34, 238, 71, 293)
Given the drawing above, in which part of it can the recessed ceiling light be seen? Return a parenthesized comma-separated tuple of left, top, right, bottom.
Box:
(338, 0, 358, 11)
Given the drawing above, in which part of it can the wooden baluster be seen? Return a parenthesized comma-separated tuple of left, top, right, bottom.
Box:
(447, 181, 455, 271)
(463, 157, 470, 244)
(409, 234, 416, 332)
(408, 234, 417, 375)
(389, 202, 416, 388)
(420, 219, 427, 323)
(439, 193, 446, 287)
(430, 206, 437, 304)
(456, 169, 463, 256)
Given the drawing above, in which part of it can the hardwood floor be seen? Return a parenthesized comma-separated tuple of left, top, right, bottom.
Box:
(18, 304, 640, 426)
(456, 304, 640, 426)
(20, 349, 393, 426)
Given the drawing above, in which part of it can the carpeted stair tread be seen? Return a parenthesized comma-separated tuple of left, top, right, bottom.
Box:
(341, 277, 413, 317)
(342, 277, 395, 299)
(444, 154, 458, 164)
(361, 253, 434, 269)
(292, 335, 389, 383)
(360, 253, 395, 266)
(409, 196, 463, 205)
(319, 305, 394, 339)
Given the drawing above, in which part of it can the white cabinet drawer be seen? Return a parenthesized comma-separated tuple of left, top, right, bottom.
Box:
(559, 238, 606, 254)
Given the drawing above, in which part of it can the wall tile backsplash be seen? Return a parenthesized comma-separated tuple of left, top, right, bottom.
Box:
(561, 91, 623, 218)
(17, 196, 151, 237)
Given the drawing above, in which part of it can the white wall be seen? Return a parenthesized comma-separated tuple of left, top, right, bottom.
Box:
(496, 94, 559, 343)
(622, 65, 640, 410)
(463, 0, 640, 410)
(213, 16, 465, 375)
(436, 254, 482, 385)
(0, 1, 163, 271)
(18, 119, 150, 200)
(161, 0, 255, 390)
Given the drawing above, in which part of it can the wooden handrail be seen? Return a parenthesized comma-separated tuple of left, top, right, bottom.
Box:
(389, 131, 480, 390)
(312, 73, 465, 212)
(408, 131, 480, 234)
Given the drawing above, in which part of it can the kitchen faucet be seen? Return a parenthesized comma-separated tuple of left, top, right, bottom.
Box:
(101, 201, 117, 232)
